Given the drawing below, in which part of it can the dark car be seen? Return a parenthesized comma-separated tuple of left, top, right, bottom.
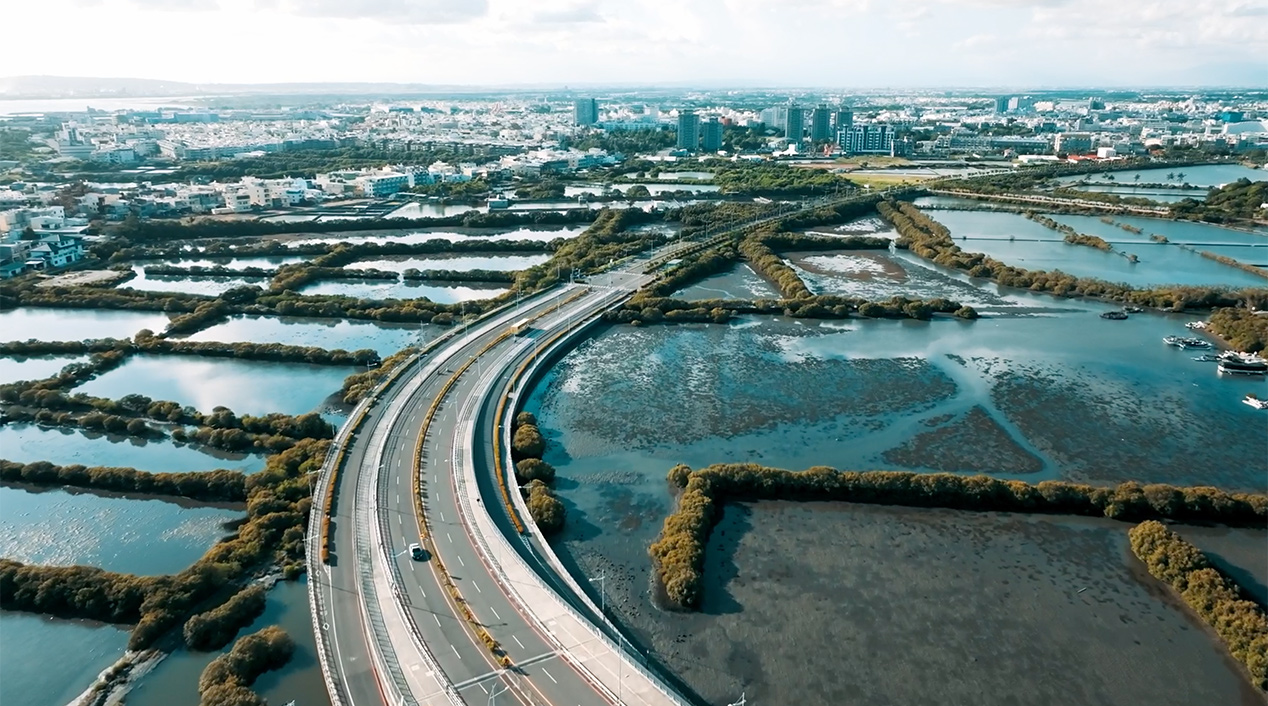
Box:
(409, 543, 427, 561)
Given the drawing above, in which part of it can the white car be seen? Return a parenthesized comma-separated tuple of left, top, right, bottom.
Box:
(408, 543, 426, 561)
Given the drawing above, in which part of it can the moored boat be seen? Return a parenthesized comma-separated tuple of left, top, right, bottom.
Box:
(1218, 351, 1268, 376)
(1100, 311, 1128, 320)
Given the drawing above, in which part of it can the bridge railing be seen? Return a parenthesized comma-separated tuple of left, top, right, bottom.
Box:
(451, 290, 691, 706)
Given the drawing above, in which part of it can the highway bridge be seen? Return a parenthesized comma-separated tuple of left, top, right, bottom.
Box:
(305, 195, 882, 706)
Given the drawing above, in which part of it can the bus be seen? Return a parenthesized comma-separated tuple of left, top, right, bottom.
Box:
(511, 318, 532, 336)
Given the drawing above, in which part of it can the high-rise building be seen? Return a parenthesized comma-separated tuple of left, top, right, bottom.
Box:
(838, 124, 895, 155)
(760, 106, 787, 130)
(701, 118, 724, 152)
(994, 97, 1010, 113)
(785, 104, 804, 142)
(677, 110, 700, 150)
(573, 98, 598, 126)
(835, 107, 854, 132)
(811, 105, 832, 142)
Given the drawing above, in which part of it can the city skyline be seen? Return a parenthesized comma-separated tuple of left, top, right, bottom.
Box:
(2, 0, 1265, 89)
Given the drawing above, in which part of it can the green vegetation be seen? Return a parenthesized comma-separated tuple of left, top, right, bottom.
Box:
(710, 162, 853, 197)
(1197, 250, 1268, 281)
(511, 423, 546, 461)
(412, 177, 491, 199)
(0, 440, 323, 649)
(525, 479, 565, 535)
(0, 333, 379, 367)
(183, 585, 268, 651)
(340, 347, 416, 404)
(197, 625, 296, 706)
(1207, 307, 1268, 354)
(402, 268, 518, 283)
(1129, 521, 1267, 690)
(879, 200, 1268, 311)
(514, 458, 556, 484)
(650, 463, 1268, 610)
(0, 460, 245, 502)
(0, 129, 35, 162)
(1172, 178, 1268, 223)
(1063, 232, 1113, 251)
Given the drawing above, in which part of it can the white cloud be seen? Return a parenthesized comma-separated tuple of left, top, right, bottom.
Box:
(3, 0, 1265, 85)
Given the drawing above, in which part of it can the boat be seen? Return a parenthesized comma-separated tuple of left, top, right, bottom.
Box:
(1218, 351, 1268, 376)
(1123, 306, 1144, 314)
(1165, 335, 1212, 349)
(1185, 321, 1208, 330)
(1192, 354, 1220, 362)
(1100, 311, 1128, 320)
(1243, 394, 1268, 410)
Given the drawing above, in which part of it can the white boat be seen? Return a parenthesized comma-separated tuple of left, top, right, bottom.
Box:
(1243, 395, 1268, 410)
(1219, 351, 1268, 376)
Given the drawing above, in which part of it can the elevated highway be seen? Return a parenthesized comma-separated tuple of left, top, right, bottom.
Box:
(308, 194, 887, 705)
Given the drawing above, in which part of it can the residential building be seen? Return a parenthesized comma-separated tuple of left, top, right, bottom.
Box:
(677, 110, 700, 150)
(835, 107, 854, 132)
(574, 98, 599, 126)
(355, 172, 412, 198)
(810, 105, 832, 142)
(760, 106, 787, 131)
(701, 118, 724, 152)
(838, 124, 895, 154)
(994, 97, 1011, 113)
(1054, 132, 1095, 155)
(785, 104, 804, 142)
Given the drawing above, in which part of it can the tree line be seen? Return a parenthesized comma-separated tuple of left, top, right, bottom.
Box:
(1207, 306, 1268, 354)
(1, 333, 380, 367)
(183, 584, 268, 652)
(650, 463, 1268, 610)
(879, 200, 1268, 311)
(0, 439, 325, 650)
(1129, 521, 1267, 690)
(0, 460, 245, 502)
(511, 411, 565, 534)
(197, 625, 295, 706)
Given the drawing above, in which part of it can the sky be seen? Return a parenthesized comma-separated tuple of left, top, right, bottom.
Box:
(5, 0, 1267, 88)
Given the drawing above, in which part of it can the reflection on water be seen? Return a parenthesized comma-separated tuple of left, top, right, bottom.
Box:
(346, 252, 549, 273)
(184, 314, 437, 357)
(0, 485, 241, 575)
(126, 577, 331, 706)
(134, 256, 308, 270)
(289, 225, 586, 247)
(1056, 163, 1267, 188)
(300, 278, 508, 303)
(673, 262, 779, 301)
(0, 308, 171, 342)
(0, 423, 266, 472)
(0, 354, 88, 385)
(76, 354, 353, 417)
(120, 266, 270, 296)
(0, 612, 130, 706)
(934, 209, 1268, 287)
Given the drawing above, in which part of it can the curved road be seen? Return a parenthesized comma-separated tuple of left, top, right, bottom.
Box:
(312, 195, 884, 706)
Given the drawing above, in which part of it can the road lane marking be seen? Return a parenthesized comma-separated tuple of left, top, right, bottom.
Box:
(438, 511, 444, 522)
(457, 555, 465, 567)
(513, 635, 524, 649)
(472, 580, 481, 593)
(446, 532, 452, 543)
(490, 606, 500, 620)
(541, 667, 558, 684)
(451, 644, 462, 660)
(434, 614, 442, 627)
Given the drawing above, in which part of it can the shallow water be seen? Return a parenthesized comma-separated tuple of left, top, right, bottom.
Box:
(0, 423, 266, 472)
(0, 485, 240, 575)
(300, 278, 509, 303)
(345, 252, 549, 273)
(0, 612, 130, 706)
(120, 266, 271, 296)
(1056, 163, 1267, 188)
(0, 308, 172, 342)
(288, 225, 586, 247)
(126, 577, 331, 706)
(75, 354, 353, 417)
(183, 314, 437, 357)
(673, 262, 780, 301)
(0, 354, 88, 384)
(933, 209, 1266, 287)
(562, 502, 1265, 706)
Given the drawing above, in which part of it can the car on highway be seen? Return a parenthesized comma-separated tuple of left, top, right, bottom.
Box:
(408, 543, 427, 561)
